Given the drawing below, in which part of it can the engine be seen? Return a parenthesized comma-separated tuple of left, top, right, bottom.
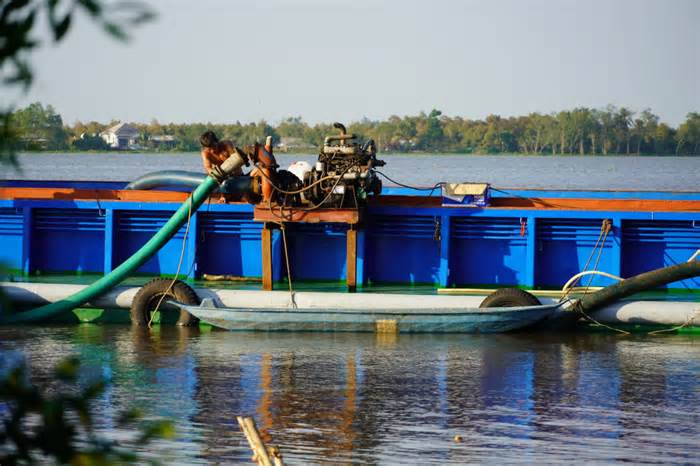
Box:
(276, 123, 385, 209)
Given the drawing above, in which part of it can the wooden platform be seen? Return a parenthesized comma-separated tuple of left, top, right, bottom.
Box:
(253, 206, 360, 224)
(2, 187, 699, 212)
(255, 206, 362, 292)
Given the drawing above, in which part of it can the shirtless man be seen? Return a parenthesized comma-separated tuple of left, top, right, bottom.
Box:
(199, 130, 243, 202)
(199, 131, 243, 175)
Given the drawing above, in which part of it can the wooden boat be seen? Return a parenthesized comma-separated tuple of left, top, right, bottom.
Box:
(171, 294, 561, 333)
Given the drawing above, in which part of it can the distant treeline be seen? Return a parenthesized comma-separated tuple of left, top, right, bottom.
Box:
(9, 102, 700, 155)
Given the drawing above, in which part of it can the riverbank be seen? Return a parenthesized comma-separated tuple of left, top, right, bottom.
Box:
(13, 149, 698, 157)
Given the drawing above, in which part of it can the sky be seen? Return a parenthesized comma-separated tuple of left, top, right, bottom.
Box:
(5, 0, 699, 126)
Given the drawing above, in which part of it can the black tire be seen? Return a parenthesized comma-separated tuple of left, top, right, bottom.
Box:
(479, 288, 541, 308)
(130, 278, 199, 326)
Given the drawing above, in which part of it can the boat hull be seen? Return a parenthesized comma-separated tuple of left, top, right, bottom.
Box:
(178, 300, 560, 333)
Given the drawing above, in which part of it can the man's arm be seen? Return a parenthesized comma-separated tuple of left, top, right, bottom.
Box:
(201, 150, 214, 173)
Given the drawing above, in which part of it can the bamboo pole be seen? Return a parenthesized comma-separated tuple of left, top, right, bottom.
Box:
(236, 416, 283, 466)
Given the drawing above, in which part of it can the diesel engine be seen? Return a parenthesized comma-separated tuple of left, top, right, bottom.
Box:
(276, 123, 385, 209)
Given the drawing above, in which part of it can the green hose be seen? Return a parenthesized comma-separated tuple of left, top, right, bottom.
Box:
(0, 153, 247, 324)
(576, 260, 700, 313)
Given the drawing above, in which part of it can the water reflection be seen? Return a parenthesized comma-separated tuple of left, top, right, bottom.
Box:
(1, 326, 699, 464)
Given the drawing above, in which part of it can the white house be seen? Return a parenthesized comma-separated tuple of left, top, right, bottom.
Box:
(100, 122, 140, 149)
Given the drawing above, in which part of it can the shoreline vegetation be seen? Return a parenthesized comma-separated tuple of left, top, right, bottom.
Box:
(9, 102, 700, 156)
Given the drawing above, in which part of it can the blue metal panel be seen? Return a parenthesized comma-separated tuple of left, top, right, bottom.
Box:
(366, 215, 440, 284)
(114, 210, 189, 275)
(450, 217, 527, 287)
(22, 207, 32, 274)
(285, 223, 348, 281)
(356, 229, 366, 287)
(0, 207, 23, 271)
(609, 217, 622, 278)
(103, 209, 115, 274)
(535, 218, 615, 288)
(196, 212, 262, 277)
(439, 215, 451, 287)
(271, 229, 282, 282)
(186, 212, 198, 279)
(32, 208, 105, 274)
(621, 220, 700, 289)
(525, 217, 536, 287)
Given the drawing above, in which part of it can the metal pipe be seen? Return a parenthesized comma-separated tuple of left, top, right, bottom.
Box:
(576, 260, 700, 313)
(124, 170, 206, 190)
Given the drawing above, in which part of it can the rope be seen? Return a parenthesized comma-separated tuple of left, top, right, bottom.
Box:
(279, 223, 296, 308)
(572, 299, 631, 335)
(148, 193, 194, 327)
(582, 221, 611, 294)
(562, 271, 623, 293)
(647, 310, 700, 335)
(560, 219, 631, 335)
(560, 220, 611, 302)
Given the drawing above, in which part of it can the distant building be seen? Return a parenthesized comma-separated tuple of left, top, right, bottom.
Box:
(100, 122, 140, 150)
(275, 137, 315, 152)
(148, 134, 178, 149)
(19, 136, 49, 150)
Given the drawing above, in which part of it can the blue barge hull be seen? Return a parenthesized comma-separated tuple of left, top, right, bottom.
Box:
(1, 180, 699, 292)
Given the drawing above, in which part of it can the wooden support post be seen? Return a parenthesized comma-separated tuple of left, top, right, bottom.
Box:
(262, 223, 273, 291)
(236, 416, 283, 466)
(347, 226, 357, 292)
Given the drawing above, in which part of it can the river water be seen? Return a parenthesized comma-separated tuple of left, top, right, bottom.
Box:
(2, 153, 700, 463)
(0, 326, 699, 464)
(3, 152, 700, 190)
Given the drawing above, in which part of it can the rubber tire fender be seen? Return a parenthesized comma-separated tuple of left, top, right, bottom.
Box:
(479, 288, 541, 308)
(130, 278, 199, 326)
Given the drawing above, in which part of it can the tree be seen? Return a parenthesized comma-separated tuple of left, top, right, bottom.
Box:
(632, 109, 659, 155)
(614, 107, 634, 154)
(598, 106, 617, 155)
(276, 116, 307, 139)
(0, 0, 155, 162)
(416, 109, 444, 150)
(12, 102, 69, 150)
(72, 133, 109, 150)
(1, 356, 174, 464)
(654, 123, 675, 155)
(676, 112, 700, 155)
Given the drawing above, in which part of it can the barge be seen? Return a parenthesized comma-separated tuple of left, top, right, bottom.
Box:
(1, 128, 699, 331)
(1, 183, 698, 291)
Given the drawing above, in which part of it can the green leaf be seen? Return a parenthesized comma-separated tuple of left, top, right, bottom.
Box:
(54, 356, 80, 381)
(19, 10, 36, 34)
(139, 420, 176, 443)
(116, 407, 143, 426)
(102, 21, 128, 41)
(82, 380, 106, 400)
(53, 14, 71, 41)
(130, 10, 157, 26)
(76, 0, 102, 16)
